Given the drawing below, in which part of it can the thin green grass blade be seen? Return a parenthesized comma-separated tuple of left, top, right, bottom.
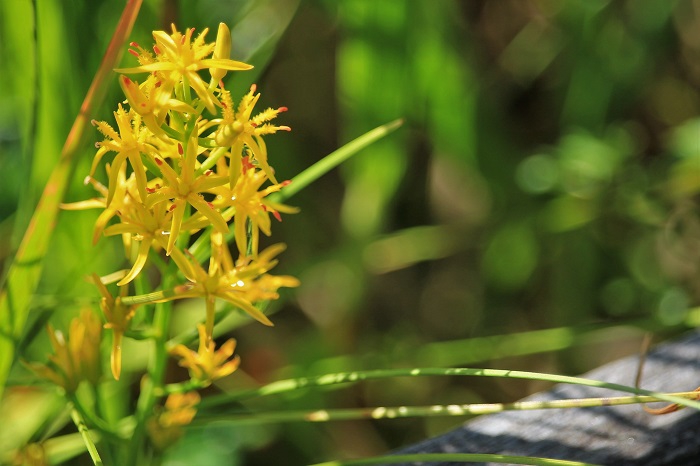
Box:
(194, 391, 699, 425)
(199, 367, 700, 411)
(276, 118, 404, 201)
(309, 453, 598, 466)
(0, 0, 142, 402)
(70, 409, 102, 466)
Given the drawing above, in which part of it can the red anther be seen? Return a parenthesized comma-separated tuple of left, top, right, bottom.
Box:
(205, 170, 213, 176)
(130, 41, 140, 48)
(280, 180, 292, 187)
(181, 35, 186, 45)
(122, 76, 132, 85)
(190, 28, 195, 35)
(128, 49, 139, 57)
(260, 204, 268, 212)
(281, 126, 292, 132)
(153, 45, 161, 55)
(177, 143, 184, 155)
(155, 157, 163, 165)
(146, 187, 157, 194)
(94, 142, 100, 148)
(250, 84, 257, 93)
(155, 183, 161, 189)
(219, 80, 225, 89)
(141, 103, 147, 108)
(250, 123, 257, 127)
(169, 204, 177, 212)
(207, 202, 215, 209)
(241, 156, 254, 174)
(221, 102, 227, 109)
(278, 106, 288, 112)
(272, 211, 282, 222)
(155, 81, 162, 88)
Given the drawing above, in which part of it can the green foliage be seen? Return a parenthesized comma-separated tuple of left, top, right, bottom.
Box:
(3, 0, 700, 465)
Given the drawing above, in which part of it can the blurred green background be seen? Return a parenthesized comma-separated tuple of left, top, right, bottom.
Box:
(4, 0, 700, 464)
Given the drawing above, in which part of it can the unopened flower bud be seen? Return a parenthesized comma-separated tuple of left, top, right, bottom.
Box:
(211, 23, 232, 82)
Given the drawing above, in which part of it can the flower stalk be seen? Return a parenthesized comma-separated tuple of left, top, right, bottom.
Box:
(35, 21, 299, 460)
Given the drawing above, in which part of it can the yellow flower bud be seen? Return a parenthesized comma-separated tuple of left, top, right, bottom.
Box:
(210, 23, 232, 82)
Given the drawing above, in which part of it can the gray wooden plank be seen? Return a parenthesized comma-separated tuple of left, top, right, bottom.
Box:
(395, 331, 700, 465)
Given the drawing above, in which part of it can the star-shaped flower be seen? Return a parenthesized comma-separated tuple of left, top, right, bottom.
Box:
(169, 324, 240, 385)
(212, 160, 298, 257)
(146, 138, 229, 255)
(213, 85, 290, 185)
(91, 105, 157, 205)
(116, 24, 253, 113)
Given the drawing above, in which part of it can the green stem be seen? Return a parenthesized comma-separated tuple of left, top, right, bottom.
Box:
(161, 379, 208, 395)
(68, 393, 123, 441)
(70, 408, 103, 466)
(125, 271, 177, 464)
(196, 146, 229, 175)
(167, 306, 232, 347)
(120, 287, 186, 306)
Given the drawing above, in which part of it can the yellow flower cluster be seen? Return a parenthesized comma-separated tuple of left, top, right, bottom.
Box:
(61, 24, 298, 383)
(147, 391, 201, 451)
(27, 310, 102, 393)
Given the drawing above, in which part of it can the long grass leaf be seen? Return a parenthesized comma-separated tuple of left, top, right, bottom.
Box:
(0, 0, 142, 402)
(199, 367, 700, 411)
(194, 391, 700, 425)
(276, 118, 404, 201)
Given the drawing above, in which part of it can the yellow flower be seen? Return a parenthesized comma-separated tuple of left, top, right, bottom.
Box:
(169, 324, 240, 385)
(212, 162, 299, 257)
(91, 105, 157, 205)
(147, 392, 200, 451)
(119, 74, 195, 140)
(91, 274, 137, 380)
(213, 84, 290, 185)
(157, 233, 298, 341)
(27, 310, 102, 393)
(210, 23, 232, 83)
(145, 137, 229, 255)
(116, 24, 253, 113)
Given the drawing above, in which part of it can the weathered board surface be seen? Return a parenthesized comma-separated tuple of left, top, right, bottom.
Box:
(396, 331, 700, 465)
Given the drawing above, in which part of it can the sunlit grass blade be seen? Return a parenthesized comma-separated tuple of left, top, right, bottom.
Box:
(198, 367, 700, 411)
(0, 0, 142, 402)
(276, 118, 404, 201)
(194, 391, 700, 425)
(189, 118, 404, 263)
(309, 453, 598, 466)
